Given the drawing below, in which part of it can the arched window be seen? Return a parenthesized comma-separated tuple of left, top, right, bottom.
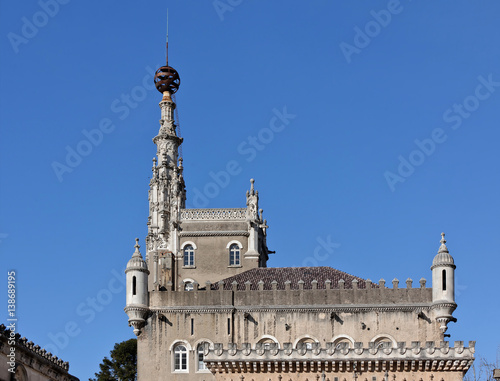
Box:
(229, 244, 240, 266)
(132, 276, 136, 295)
(174, 345, 188, 371)
(197, 343, 207, 371)
(184, 282, 194, 291)
(442, 269, 447, 291)
(184, 245, 195, 267)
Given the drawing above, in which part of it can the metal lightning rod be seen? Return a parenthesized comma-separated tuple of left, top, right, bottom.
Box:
(166, 9, 169, 66)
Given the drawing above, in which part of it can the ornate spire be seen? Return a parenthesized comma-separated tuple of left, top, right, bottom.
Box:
(145, 36, 186, 277)
(438, 232, 449, 254)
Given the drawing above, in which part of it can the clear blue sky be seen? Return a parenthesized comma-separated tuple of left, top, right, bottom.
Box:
(1, 1, 499, 379)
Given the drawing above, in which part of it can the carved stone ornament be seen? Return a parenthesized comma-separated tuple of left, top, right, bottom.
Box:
(214, 343, 223, 356)
(255, 343, 265, 356)
(297, 342, 307, 356)
(242, 343, 251, 356)
(158, 238, 167, 249)
(326, 342, 335, 355)
(269, 343, 279, 356)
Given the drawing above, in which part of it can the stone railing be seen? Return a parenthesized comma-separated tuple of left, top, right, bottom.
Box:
(180, 208, 247, 221)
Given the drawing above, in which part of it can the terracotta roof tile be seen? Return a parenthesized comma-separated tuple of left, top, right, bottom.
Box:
(210, 267, 377, 291)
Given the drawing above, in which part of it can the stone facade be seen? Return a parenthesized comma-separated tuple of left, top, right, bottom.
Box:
(124, 63, 474, 381)
(0, 324, 79, 381)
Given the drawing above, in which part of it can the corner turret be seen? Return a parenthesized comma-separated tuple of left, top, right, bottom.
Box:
(125, 239, 150, 336)
(431, 232, 457, 333)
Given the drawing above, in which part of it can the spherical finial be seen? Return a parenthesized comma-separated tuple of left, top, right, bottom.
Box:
(440, 232, 446, 245)
(154, 66, 180, 94)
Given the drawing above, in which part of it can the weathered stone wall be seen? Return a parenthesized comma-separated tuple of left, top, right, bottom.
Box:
(138, 280, 452, 381)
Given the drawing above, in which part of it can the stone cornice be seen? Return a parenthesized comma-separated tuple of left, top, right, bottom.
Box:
(150, 306, 235, 314)
(237, 303, 433, 313)
(149, 303, 432, 314)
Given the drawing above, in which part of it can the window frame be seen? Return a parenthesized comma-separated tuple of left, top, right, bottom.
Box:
(183, 244, 195, 267)
(229, 244, 240, 266)
(173, 344, 188, 372)
(197, 343, 208, 372)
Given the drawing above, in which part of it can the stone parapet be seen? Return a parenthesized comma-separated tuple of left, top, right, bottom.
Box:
(150, 279, 433, 310)
(204, 341, 475, 374)
(0, 324, 78, 380)
(180, 208, 247, 221)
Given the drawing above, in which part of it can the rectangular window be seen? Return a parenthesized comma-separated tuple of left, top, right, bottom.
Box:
(191, 318, 194, 336)
(227, 318, 231, 335)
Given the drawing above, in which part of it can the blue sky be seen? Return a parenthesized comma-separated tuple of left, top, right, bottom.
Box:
(1, 0, 499, 379)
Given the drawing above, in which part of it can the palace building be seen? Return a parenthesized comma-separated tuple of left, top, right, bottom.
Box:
(124, 55, 475, 381)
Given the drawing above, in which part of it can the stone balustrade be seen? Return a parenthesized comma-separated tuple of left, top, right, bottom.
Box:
(180, 208, 247, 221)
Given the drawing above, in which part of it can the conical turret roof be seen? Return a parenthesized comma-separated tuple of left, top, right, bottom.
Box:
(126, 239, 148, 272)
(432, 233, 455, 268)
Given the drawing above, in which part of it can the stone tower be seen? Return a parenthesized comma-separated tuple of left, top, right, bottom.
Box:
(431, 232, 457, 333)
(124, 239, 149, 336)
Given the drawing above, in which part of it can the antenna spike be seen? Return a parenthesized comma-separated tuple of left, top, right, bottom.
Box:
(166, 9, 169, 66)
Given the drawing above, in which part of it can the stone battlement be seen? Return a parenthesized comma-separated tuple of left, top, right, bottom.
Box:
(151, 278, 434, 309)
(0, 324, 72, 373)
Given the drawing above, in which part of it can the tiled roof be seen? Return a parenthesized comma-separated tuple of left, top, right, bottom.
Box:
(210, 267, 376, 291)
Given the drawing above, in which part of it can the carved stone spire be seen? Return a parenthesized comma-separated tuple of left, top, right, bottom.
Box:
(145, 63, 186, 290)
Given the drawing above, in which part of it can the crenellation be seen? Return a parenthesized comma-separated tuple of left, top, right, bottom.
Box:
(272, 280, 278, 290)
(148, 281, 434, 309)
(406, 278, 413, 289)
(339, 279, 345, 289)
(258, 280, 265, 290)
(0, 324, 76, 377)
